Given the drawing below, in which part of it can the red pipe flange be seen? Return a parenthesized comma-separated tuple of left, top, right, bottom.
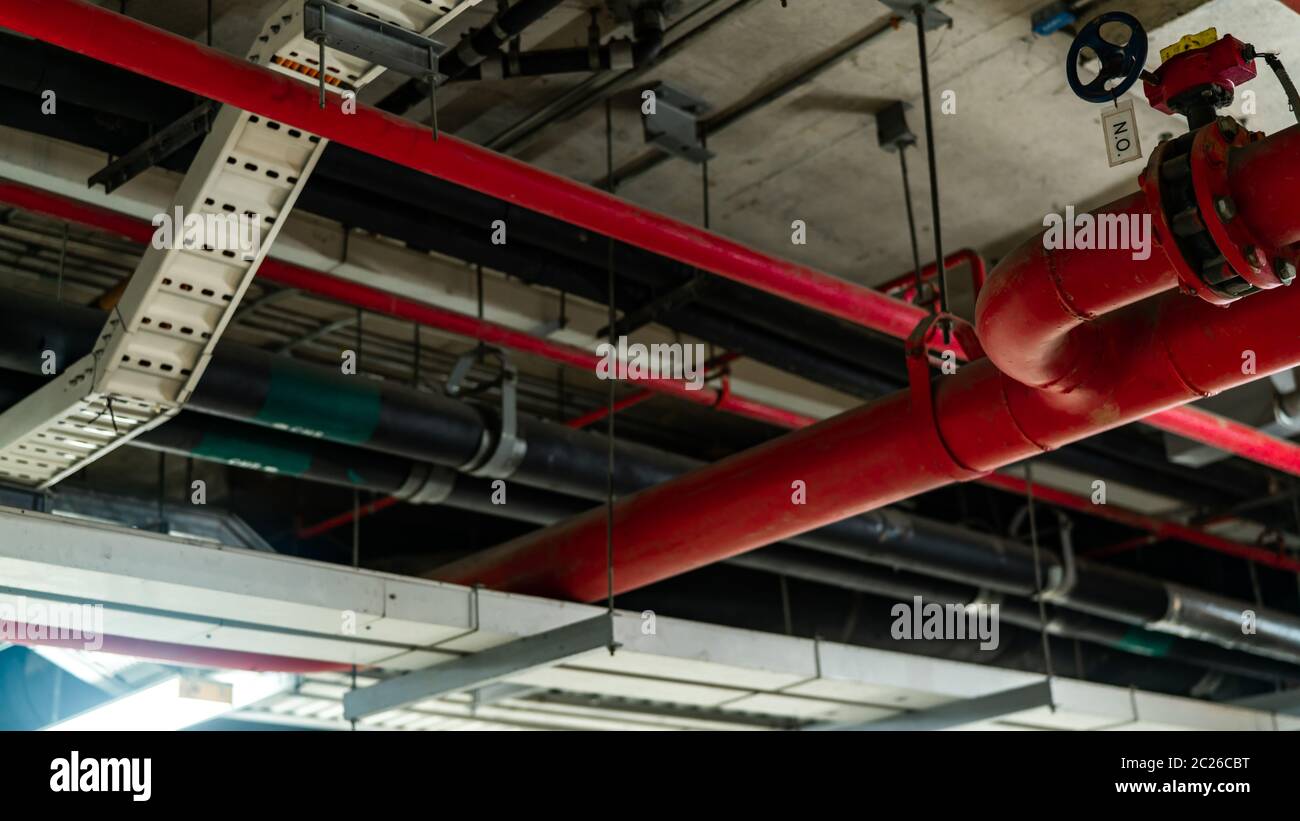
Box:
(904, 313, 987, 482)
(1191, 117, 1296, 293)
(1138, 137, 1209, 302)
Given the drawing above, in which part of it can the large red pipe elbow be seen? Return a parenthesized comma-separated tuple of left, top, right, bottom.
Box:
(974, 190, 1180, 391)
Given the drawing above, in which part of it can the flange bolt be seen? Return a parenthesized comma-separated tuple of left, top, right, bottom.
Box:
(1214, 196, 1237, 222)
(1244, 246, 1263, 269)
(1276, 258, 1297, 285)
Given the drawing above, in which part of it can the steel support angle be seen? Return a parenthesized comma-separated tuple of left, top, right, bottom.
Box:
(249, 0, 470, 90)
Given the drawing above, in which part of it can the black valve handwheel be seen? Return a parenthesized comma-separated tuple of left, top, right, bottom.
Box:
(1066, 11, 1149, 103)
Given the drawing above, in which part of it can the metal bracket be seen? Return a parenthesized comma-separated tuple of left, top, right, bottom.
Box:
(903, 311, 987, 482)
(447, 346, 527, 479)
(878, 0, 952, 31)
(1038, 514, 1077, 603)
(304, 0, 445, 78)
(814, 680, 1054, 731)
(876, 100, 916, 152)
(88, 103, 217, 194)
(303, 0, 446, 135)
(341, 615, 621, 721)
(641, 81, 714, 164)
(392, 463, 458, 505)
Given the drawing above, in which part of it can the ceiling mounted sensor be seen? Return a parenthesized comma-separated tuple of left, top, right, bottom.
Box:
(641, 81, 713, 163)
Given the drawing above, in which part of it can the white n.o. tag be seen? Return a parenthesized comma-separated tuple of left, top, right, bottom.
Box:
(1101, 99, 1142, 167)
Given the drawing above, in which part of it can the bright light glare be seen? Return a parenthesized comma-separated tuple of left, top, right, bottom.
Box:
(44, 672, 293, 731)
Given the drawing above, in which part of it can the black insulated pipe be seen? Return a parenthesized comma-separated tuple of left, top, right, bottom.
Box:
(0, 362, 1278, 687)
(2, 290, 1299, 665)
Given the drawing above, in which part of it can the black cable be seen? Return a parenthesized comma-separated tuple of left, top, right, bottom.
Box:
(701, 132, 710, 230)
(350, 486, 360, 730)
(412, 322, 420, 388)
(1260, 53, 1300, 124)
(157, 451, 165, 532)
(914, 8, 948, 339)
(897, 147, 923, 304)
(605, 98, 616, 631)
(1024, 463, 1057, 700)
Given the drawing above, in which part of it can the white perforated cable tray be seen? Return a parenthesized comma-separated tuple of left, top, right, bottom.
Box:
(0, 0, 480, 488)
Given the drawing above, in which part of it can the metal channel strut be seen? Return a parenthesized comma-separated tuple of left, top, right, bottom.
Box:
(342, 615, 625, 721)
(817, 681, 1054, 731)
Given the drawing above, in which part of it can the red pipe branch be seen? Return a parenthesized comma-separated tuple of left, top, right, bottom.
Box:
(436, 125, 1300, 601)
(0, 0, 950, 352)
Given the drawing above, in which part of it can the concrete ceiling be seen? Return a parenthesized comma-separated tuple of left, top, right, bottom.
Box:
(431, 0, 1298, 292)
(95, 0, 1299, 299)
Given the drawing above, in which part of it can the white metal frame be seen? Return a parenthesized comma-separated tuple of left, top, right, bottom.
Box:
(1, 507, 1294, 732)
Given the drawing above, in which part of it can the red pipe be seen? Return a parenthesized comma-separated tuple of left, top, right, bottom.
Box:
(567, 390, 656, 429)
(11, 178, 1300, 480)
(878, 248, 986, 307)
(435, 125, 1300, 601)
(980, 473, 1300, 572)
(296, 494, 400, 540)
(1143, 405, 1300, 478)
(567, 351, 743, 428)
(974, 190, 1178, 392)
(0, 0, 951, 353)
(3, 166, 1293, 568)
(0, 5, 1292, 475)
(0, 3, 1294, 573)
(3, 620, 354, 673)
(12, 195, 1283, 577)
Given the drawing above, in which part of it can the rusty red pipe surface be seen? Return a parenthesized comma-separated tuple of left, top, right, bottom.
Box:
(436, 125, 1300, 601)
(0, 0, 946, 351)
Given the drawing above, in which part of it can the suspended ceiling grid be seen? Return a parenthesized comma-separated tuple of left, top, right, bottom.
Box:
(3, 506, 1297, 730)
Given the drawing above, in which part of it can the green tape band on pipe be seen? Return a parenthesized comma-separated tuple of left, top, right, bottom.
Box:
(1116, 627, 1175, 658)
(257, 359, 382, 444)
(192, 431, 313, 477)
